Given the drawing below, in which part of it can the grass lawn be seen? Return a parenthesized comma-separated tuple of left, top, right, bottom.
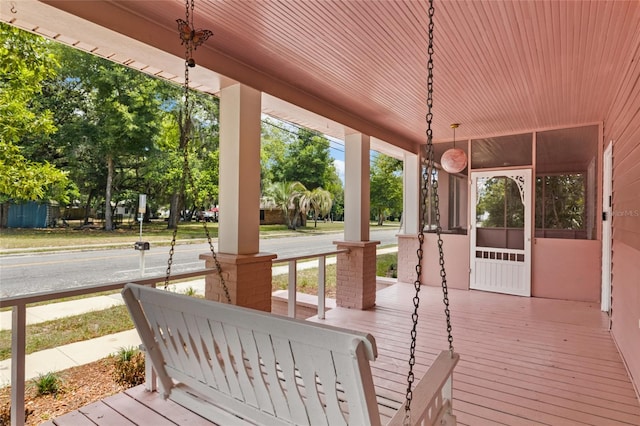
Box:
(0, 220, 401, 251)
(0, 305, 133, 361)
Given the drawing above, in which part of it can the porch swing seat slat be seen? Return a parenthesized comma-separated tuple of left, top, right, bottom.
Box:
(122, 283, 458, 426)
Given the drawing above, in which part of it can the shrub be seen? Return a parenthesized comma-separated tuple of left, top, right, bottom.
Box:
(32, 371, 62, 396)
(112, 346, 145, 387)
(182, 286, 196, 297)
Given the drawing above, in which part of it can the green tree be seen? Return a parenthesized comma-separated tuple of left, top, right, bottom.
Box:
(40, 47, 168, 230)
(260, 118, 292, 187)
(300, 187, 333, 227)
(535, 174, 585, 230)
(260, 121, 343, 220)
(263, 181, 306, 229)
(0, 23, 70, 209)
(158, 88, 220, 228)
(476, 177, 524, 228)
(370, 154, 403, 225)
(281, 128, 337, 190)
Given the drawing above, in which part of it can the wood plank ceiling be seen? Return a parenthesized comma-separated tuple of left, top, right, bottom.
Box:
(3, 0, 640, 154)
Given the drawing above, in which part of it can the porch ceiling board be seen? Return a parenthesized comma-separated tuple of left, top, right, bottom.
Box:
(4, 0, 640, 148)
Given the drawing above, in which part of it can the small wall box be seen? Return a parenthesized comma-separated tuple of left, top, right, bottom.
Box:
(134, 241, 150, 250)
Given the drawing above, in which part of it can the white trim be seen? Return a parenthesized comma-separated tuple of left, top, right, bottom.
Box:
(601, 142, 613, 313)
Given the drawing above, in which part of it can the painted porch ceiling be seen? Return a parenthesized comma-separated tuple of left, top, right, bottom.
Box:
(3, 0, 640, 156)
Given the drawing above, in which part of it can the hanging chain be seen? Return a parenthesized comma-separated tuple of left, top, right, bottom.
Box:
(404, 0, 454, 422)
(166, 0, 230, 304)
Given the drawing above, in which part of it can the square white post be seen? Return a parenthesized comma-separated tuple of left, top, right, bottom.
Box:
(218, 83, 261, 255)
(402, 151, 420, 235)
(344, 132, 370, 242)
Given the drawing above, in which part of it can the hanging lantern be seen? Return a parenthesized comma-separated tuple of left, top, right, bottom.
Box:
(441, 123, 467, 173)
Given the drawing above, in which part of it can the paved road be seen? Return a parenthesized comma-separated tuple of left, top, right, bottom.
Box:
(0, 228, 400, 297)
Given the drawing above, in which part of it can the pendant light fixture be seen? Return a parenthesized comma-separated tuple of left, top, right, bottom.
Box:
(440, 123, 467, 173)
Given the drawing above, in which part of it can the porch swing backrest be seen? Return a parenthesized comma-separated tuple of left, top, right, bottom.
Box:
(122, 283, 458, 426)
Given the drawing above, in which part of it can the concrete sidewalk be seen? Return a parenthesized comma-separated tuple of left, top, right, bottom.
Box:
(0, 246, 398, 386)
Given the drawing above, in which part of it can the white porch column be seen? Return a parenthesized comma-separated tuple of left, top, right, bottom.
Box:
(202, 83, 276, 312)
(398, 151, 422, 283)
(218, 83, 261, 255)
(344, 132, 370, 242)
(402, 151, 420, 235)
(335, 132, 378, 310)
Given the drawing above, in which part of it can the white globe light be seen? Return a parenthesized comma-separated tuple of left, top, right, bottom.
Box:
(441, 148, 467, 173)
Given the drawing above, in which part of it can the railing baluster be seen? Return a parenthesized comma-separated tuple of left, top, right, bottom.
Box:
(317, 256, 326, 319)
(271, 249, 349, 319)
(288, 259, 297, 318)
(11, 304, 26, 426)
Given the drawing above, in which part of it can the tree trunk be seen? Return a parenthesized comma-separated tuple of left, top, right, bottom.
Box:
(0, 202, 8, 228)
(168, 193, 181, 229)
(83, 189, 95, 225)
(104, 155, 114, 231)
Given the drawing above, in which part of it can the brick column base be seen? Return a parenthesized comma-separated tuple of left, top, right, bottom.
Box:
(199, 252, 277, 312)
(397, 234, 420, 284)
(333, 240, 380, 310)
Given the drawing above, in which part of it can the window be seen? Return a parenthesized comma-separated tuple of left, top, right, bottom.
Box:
(422, 167, 439, 231)
(448, 174, 467, 231)
(421, 166, 468, 234)
(535, 126, 598, 239)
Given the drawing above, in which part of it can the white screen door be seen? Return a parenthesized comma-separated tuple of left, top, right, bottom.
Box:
(470, 169, 532, 296)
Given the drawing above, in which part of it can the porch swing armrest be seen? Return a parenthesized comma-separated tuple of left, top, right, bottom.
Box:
(387, 350, 459, 426)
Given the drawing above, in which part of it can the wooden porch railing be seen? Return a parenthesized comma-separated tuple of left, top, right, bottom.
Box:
(272, 248, 349, 319)
(0, 248, 348, 426)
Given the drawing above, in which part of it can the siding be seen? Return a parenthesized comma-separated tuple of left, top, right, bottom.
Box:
(604, 28, 640, 397)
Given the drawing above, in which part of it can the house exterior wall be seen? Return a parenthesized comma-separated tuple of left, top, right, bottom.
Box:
(532, 239, 601, 301)
(604, 38, 640, 396)
(260, 208, 285, 225)
(398, 233, 470, 290)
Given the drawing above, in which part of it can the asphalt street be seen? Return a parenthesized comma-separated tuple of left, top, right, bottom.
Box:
(0, 228, 400, 297)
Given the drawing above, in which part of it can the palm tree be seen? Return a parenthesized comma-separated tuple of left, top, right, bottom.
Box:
(299, 187, 333, 228)
(263, 181, 306, 229)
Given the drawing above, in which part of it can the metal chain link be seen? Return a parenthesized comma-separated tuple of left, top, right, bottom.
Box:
(165, 0, 231, 304)
(404, 0, 454, 422)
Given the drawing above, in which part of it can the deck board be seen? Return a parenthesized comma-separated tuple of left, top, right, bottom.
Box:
(100, 392, 177, 426)
(47, 284, 640, 425)
(78, 400, 136, 425)
(312, 284, 640, 425)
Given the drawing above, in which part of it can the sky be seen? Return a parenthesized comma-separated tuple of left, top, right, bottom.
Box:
(327, 136, 346, 183)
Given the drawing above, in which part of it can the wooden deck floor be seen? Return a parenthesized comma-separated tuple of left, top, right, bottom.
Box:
(44, 284, 640, 425)
(314, 284, 640, 426)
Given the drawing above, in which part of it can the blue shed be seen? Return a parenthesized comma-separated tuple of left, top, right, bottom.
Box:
(6, 201, 59, 228)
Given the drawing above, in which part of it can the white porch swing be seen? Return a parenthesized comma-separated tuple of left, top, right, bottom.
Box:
(122, 0, 458, 424)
